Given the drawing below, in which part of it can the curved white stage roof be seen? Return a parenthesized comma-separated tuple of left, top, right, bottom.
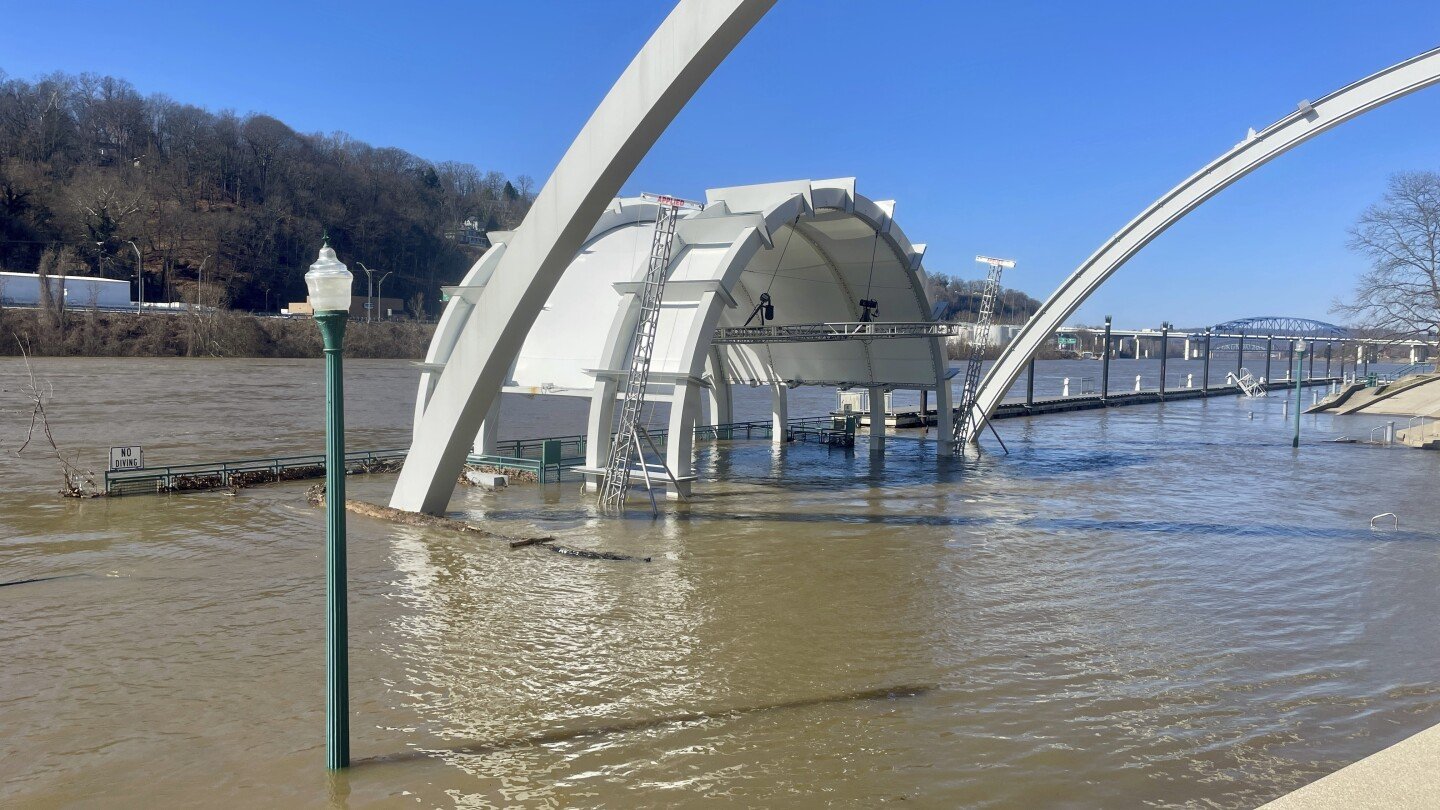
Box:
(505, 177, 939, 397)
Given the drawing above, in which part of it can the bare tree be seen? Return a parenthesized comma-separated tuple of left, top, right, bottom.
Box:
(1336, 171, 1440, 365)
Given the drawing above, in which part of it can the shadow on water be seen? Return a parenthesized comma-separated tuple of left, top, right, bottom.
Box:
(997, 447, 1153, 478)
(355, 684, 933, 767)
(0, 573, 91, 588)
(695, 443, 1156, 491)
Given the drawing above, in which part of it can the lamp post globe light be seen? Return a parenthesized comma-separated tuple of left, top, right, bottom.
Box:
(1292, 339, 1308, 449)
(304, 236, 353, 770)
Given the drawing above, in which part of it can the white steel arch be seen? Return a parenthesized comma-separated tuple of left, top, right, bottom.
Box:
(968, 46, 1440, 437)
(392, 0, 775, 513)
(393, 0, 1440, 514)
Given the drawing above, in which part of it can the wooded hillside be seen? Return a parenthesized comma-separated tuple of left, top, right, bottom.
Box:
(0, 70, 534, 315)
(924, 271, 1041, 324)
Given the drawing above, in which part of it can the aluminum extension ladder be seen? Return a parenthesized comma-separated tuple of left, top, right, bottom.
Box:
(952, 256, 1013, 452)
(597, 194, 693, 511)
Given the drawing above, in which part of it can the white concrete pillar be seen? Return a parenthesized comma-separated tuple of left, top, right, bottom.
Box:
(1412, 345, 1420, 364)
(665, 381, 697, 499)
(1134, 374, 1142, 392)
(1062, 377, 1070, 397)
(770, 382, 788, 444)
(1186, 373, 1193, 388)
(1184, 337, 1192, 359)
(705, 348, 732, 426)
(583, 378, 620, 493)
(707, 381, 732, 426)
(935, 381, 954, 454)
(869, 385, 885, 455)
(472, 394, 502, 456)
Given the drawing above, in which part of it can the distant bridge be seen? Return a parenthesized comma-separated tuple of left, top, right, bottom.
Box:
(1201, 316, 1349, 339)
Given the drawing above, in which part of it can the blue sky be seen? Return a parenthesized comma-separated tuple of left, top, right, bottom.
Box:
(4, 1, 1440, 327)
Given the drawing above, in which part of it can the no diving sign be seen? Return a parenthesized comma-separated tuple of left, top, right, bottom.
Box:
(109, 446, 144, 471)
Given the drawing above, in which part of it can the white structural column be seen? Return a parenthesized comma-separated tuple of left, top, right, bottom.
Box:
(935, 373, 954, 449)
(970, 47, 1440, 438)
(869, 386, 886, 455)
(656, 217, 773, 496)
(474, 397, 501, 456)
(705, 348, 733, 426)
(770, 383, 788, 442)
(932, 336, 954, 453)
(392, 0, 776, 513)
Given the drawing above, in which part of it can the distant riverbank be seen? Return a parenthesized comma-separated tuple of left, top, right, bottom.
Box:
(0, 307, 432, 359)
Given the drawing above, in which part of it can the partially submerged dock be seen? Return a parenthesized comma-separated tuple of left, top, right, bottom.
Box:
(848, 377, 1339, 428)
(102, 378, 1337, 497)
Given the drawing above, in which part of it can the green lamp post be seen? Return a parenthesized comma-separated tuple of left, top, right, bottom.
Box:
(305, 237, 354, 770)
(1291, 338, 1307, 448)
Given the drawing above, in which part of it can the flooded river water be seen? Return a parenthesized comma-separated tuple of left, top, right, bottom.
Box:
(2, 356, 1438, 808)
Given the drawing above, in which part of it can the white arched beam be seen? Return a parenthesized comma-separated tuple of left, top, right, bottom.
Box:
(660, 197, 802, 490)
(970, 46, 1440, 437)
(657, 189, 944, 481)
(391, 0, 776, 513)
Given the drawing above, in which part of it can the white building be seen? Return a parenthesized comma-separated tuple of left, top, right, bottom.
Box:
(944, 322, 1023, 350)
(0, 271, 131, 309)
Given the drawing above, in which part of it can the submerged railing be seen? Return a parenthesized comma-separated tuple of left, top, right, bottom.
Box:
(105, 417, 848, 495)
(104, 448, 408, 496)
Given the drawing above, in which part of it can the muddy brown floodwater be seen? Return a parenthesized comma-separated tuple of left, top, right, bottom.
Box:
(2, 356, 1438, 808)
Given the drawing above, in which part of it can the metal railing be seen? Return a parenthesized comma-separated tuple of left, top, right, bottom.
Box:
(466, 453, 552, 483)
(104, 448, 408, 496)
(1401, 414, 1440, 447)
(473, 416, 841, 483)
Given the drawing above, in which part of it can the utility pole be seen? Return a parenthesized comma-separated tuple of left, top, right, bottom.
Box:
(376, 271, 393, 320)
(356, 262, 377, 322)
(125, 239, 143, 314)
(196, 253, 213, 310)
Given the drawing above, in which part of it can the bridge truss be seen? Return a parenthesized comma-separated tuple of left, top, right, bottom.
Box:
(1197, 317, 1350, 340)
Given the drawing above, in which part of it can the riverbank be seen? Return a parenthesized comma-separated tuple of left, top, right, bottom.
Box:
(0, 307, 432, 359)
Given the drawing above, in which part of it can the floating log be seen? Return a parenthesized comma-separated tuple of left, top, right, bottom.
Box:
(340, 497, 552, 549)
(310, 488, 648, 561)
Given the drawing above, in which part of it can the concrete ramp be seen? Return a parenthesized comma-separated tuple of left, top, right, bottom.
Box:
(1319, 373, 1440, 416)
(1307, 381, 1365, 413)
